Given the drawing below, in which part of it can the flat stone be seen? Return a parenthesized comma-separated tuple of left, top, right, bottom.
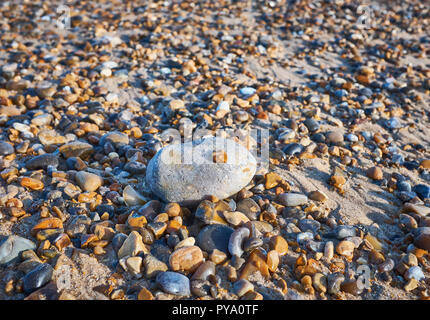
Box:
(333, 226, 356, 239)
(99, 131, 129, 146)
(145, 137, 257, 205)
(59, 141, 94, 159)
(308, 190, 328, 202)
(222, 211, 250, 227)
(156, 271, 190, 296)
(278, 193, 308, 207)
(0, 106, 22, 116)
(31, 114, 53, 126)
(196, 224, 234, 254)
(25, 154, 59, 170)
(38, 130, 66, 145)
(0, 236, 36, 265)
(402, 203, 430, 216)
(75, 171, 104, 192)
(21, 177, 44, 191)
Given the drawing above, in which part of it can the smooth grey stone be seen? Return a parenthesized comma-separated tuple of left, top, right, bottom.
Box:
(0, 235, 36, 265)
(196, 224, 234, 254)
(25, 153, 59, 170)
(333, 225, 357, 239)
(0, 142, 14, 156)
(156, 271, 190, 296)
(278, 193, 308, 207)
(146, 137, 257, 206)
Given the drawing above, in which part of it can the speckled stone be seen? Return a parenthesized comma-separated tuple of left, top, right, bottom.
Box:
(146, 137, 257, 206)
(156, 271, 190, 296)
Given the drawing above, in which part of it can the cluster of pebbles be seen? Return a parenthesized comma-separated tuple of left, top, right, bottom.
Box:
(0, 0, 430, 300)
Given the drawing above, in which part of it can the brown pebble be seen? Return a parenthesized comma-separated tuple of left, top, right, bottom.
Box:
(270, 236, 288, 256)
(367, 166, 383, 180)
(169, 246, 204, 273)
(137, 287, 153, 300)
(21, 177, 44, 191)
(336, 240, 355, 257)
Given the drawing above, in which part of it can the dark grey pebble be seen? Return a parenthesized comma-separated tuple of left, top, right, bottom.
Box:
(196, 224, 234, 254)
(0, 142, 14, 156)
(283, 143, 304, 156)
(333, 225, 356, 239)
(156, 271, 190, 296)
(304, 119, 320, 132)
(25, 153, 59, 170)
(23, 263, 53, 293)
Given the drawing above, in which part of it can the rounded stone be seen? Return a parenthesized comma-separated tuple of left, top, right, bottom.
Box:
(414, 233, 430, 251)
(75, 171, 104, 192)
(333, 226, 357, 239)
(278, 193, 308, 207)
(156, 271, 190, 296)
(145, 137, 257, 206)
(23, 263, 54, 293)
(25, 154, 59, 170)
(196, 224, 234, 254)
(326, 131, 344, 144)
(59, 141, 93, 159)
(99, 131, 129, 146)
(169, 246, 203, 273)
(336, 240, 355, 257)
(0, 142, 14, 156)
(413, 184, 430, 200)
(367, 166, 383, 180)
